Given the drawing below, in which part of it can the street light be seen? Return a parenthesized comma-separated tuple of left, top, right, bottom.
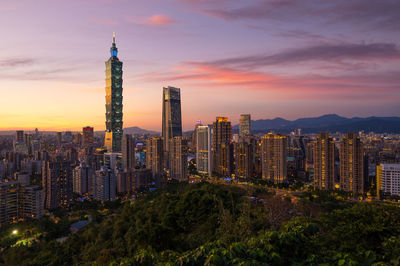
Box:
(12, 230, 18, 235)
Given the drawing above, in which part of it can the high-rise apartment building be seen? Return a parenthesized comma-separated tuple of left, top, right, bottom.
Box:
(196, 125, 212, 176)
(0, 182, 44, 225)
(73, 162, 93, 195)
(94, 166, 116, 201)
(42, 161, 73, 209)
(212, 117, 232, 175)
(314, 133, 335, 190)
(377, 164, 400, 198)
(239, 114, 251, 138)
(82, 126, 94, 147)
(169, 137, 188, 181)
(122, 134, 135, 170)
(234, 140, 254, 179)
(105, 33, 123, 152)
(162, 86, 182, 160)
(340, 133, 364, 194)
(146, 137, 164, 178)
(261, 133, 288, 183)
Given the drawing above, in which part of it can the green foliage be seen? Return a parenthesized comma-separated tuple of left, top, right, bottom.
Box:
(1, 182, 400, 265)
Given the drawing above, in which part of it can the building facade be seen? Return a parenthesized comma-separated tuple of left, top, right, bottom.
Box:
(162, 86, 182, 160)
(196, 125, 212, 176)
(377, 164, 400, 197)
(146, 137, 164, 178)
(340, 133, 364, 194)
(212, 117, 232, 175)
(261, 133, 288, 183)
(239, 114, 251, 138)
(314, 133, 335, 190)
(169, 137, 188, 181)
(122, 134, 135, 170)
(105, 33, 123, 152)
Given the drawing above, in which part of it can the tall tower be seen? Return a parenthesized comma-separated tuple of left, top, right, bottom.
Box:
(162, 86, 182, 164)
(105, 33, 123, 152)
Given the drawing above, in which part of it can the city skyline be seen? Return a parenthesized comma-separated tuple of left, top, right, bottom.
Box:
(1, 0, 400, 131)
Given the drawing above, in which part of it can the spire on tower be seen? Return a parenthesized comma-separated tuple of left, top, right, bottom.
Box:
(110, 32, 118, 57)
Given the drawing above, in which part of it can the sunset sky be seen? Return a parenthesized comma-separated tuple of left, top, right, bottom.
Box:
(1, 0, 399, 131)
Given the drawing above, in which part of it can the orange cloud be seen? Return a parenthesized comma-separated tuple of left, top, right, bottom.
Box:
(126, 14, 177, 26)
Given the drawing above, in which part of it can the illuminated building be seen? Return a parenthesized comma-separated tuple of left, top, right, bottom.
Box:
(42, 161, 73, 209)
(239, 114, 251, 138)
(377, 164, 400, 198)
(314, 133, 335, 190)
(196, 125, 212, 176)
(169, 137, 188, 181)
(261, 133, 288, 183)
(162, 86, 182, 166)
(234, 139, 254, 179)
(122, 134, 135, 170)
(73, 162, 93, 195)
(146, 137, 164, 178)
(94, 166, 116, 202)
(340, 133, 364, 194)
(212, 117, 232, 175)
(105, 33, 123, 152)
(82, 126, 94, 147)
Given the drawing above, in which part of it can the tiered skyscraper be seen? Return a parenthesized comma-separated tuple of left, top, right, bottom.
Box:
(105, 33, 123, 152)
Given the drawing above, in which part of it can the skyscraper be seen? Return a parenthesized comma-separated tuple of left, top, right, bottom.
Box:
(234, 139, 254, 179)
(239, 114, 251, 138)
(122, 134, 135, 170)
(162, 86, 182, 158)
(42, 161, 73, 209)
(73, 162, 93, 195)
(261, 133, 288, 183)
(340, 133, 364, 194)
(146, 137, 164, 178)
(105, 33, 123, 152)
(196, 125, 212, 176)
(314, 133, 335, 190)
(169, 137, 188, 181)
(212, 117, 232, 175)
(82, 126, 94, 147)
(94, 166, 116, 202)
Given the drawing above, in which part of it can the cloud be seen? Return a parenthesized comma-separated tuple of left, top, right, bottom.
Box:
(196, 0, 400, 31)
(88, 18, 118, 25)
(0, 58, 36, 68)
(126, 14, 177, 26)
(138, 60, 400, 101)
(202, 42, 400, 69)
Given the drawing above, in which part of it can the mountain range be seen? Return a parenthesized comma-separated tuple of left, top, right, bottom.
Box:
(232, 114, 400, 134)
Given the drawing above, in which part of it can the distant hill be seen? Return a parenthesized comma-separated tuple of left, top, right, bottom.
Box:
(123, 126, 160, 135)
(233, 114, 400, 134)
(0, 127, 160, 136)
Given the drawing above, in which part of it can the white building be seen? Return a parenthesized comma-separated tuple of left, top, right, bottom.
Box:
(196, 125, 212, 176)
(377, 164, 400, 196)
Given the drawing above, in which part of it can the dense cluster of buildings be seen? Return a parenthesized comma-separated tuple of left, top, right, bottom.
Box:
(0, 34, 399, 226)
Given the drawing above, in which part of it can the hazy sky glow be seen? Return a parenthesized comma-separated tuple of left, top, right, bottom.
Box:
(1, 0, 399, 131)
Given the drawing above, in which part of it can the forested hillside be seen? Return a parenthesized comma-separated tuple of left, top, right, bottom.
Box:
(1, 183, 400, 265)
